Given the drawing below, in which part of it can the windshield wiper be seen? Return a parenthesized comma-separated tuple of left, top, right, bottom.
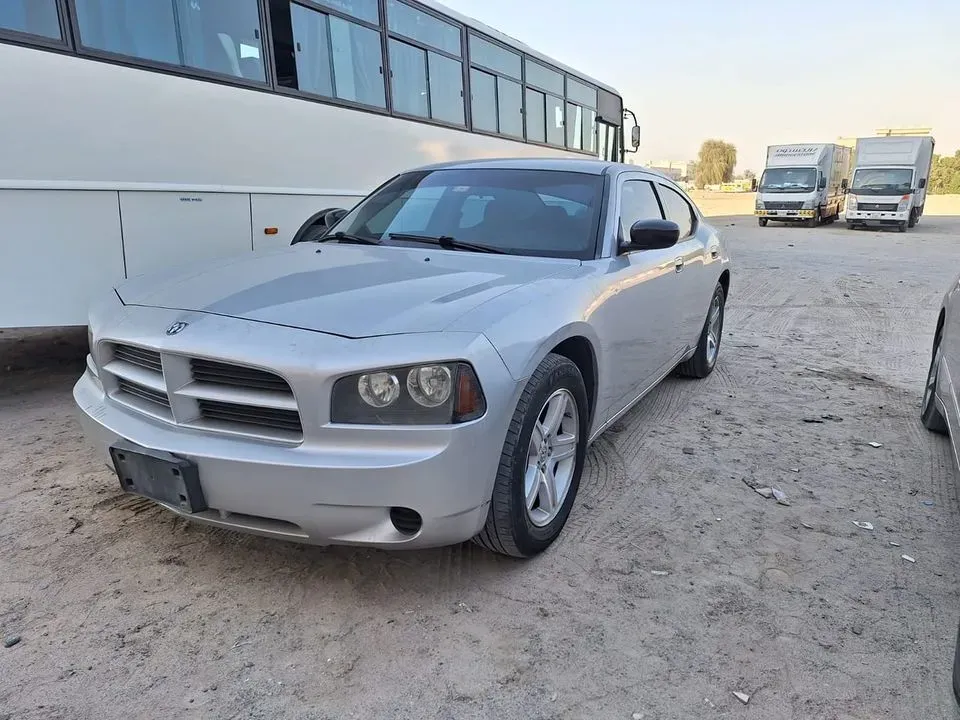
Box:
(387, 233, 505, 254)
(323, 231, 381, 246)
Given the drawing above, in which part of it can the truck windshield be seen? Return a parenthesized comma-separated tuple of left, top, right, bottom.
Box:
(759, 168, 817, 192)
(850, 168, 913, 195)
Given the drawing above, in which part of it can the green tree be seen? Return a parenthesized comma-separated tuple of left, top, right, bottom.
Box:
(695, 139, 737, 188)
(929, 152, 960, 194)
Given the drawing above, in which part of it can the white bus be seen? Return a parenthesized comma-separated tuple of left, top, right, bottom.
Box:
(0, 0, 636, 329)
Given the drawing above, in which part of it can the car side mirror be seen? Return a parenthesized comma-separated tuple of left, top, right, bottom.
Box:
(630, 125, 640, 150)
(323, 208, 348, 228)
(621, 219, 680, 253)
(919, 178, 927, 189)
(818, 177, 827, 190)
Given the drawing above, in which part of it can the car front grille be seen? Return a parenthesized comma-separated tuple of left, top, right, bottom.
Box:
(763, 201, 803, 211)
(855, 202, 898, 212)
(102, 343, 303, 442)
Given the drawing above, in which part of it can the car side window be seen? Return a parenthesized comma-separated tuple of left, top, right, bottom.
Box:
(657, 184, 696, 239)
(619, 180, 663, 242)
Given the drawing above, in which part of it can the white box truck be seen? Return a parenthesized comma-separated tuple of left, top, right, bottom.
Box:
(845, 136, 935, 232)
(755, 143, 852, 227)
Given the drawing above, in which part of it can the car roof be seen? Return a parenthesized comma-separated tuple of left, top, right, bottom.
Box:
(407, 157, 669, 180)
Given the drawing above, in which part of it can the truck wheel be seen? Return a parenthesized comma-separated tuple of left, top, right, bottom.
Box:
(845, 221, 858, 230)
(758, 218, 768, 227)
(907, 208, 917, 228)
(897, 221, 907, 233)
(806, 209, 820, 228)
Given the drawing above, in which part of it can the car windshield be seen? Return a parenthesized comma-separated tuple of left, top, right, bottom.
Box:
(327, 168, 605, 260)
(850, 168, 913, 195)
(759, 167, 817, 192)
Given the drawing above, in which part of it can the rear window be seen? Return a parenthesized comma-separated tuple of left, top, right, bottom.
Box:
(334, 168, 605, 260)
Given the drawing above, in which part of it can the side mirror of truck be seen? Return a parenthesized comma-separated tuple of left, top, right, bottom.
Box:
(841, 178, 848, 190)
(919, 178, 927, 189)
(630, 125, 641, 150)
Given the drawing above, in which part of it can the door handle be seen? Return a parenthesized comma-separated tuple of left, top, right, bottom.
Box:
(674, 256, 684, 272)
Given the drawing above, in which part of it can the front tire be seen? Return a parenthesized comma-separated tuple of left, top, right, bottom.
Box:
(473, 353, 589, 558)
(677, 282, 726, 379)
(897, 221, 907, 233)
(921, 329, 948, 434)
(908, 208, 918, 229)
(758, 218, 768, 227)
(807, 208, 821, 228)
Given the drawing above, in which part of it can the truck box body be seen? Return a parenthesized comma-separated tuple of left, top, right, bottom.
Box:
(756, 143, 852, 227)
(845, 136, 935, 231)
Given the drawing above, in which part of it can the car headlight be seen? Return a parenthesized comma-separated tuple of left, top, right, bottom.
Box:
(897, 194, 911, 212)
(331, 362, 486, 425)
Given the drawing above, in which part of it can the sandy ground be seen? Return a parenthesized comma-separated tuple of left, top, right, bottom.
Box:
(2, 216, 960, 720)
(689, 191, 960, 219)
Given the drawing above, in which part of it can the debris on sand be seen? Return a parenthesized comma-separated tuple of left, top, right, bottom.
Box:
(889, 541, 901, 547)
(852, 521, 874, 531)
(651, 570, 669, 576)
(754, 487, 774, 499)
(901, 555, 916, 563)
(803, 418, 824, 424)
(868, 442, 883, 449)
(771, 488, 790, 506)
(3, 635, 21, 649)
(682, 447, 695, 455)
(732, 691, 750, 704)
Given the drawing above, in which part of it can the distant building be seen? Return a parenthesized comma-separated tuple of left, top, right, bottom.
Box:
(645, 159, 691, 180)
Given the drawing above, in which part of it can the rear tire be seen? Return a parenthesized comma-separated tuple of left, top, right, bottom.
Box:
(473, 354, 589, 558)
(758, 218, 768, 227)
(677, 282, 726, 379)
(921, 330, 948, 435)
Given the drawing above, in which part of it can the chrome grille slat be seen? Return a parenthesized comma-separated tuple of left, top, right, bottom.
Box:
(117, 379, 170, 408)
(113, 344, 163, 373)
(763, 201, 804, 211)
(102, 343, 303, 442)
(197, 400, 303, 433)
(191, 360, 290, 391)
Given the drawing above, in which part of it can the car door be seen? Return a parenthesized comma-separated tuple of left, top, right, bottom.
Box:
(590, 175, 688, 424)
(654, 181, 715, 353)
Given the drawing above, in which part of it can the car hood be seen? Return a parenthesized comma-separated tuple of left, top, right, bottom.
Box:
(115, 244, 574, 338)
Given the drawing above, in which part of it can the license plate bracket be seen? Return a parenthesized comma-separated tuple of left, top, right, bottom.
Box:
(109, 440, 207, 513)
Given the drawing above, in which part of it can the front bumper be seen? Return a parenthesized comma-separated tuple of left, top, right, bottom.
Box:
(755, 209, 815, 219)
(74, 369, 507, 548)
(845, 209, 910, 223)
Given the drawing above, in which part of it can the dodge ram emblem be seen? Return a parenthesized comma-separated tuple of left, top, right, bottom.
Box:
(165, 321, 189, 336)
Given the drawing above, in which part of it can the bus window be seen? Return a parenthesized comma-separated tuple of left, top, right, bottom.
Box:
(0, 0, 61, 39)
(285, 1, 385, 108)
(75, 0, 266, 82)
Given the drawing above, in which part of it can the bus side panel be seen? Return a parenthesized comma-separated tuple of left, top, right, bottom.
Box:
(251, 194, 364, 250)
(119, 192, 253, 278)
(0, 190, 124, 328)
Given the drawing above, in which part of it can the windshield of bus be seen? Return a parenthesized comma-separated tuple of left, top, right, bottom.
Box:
(327, 168, 604, 260)
(850, 168, 914, 195)
(758, 167, 818, 193)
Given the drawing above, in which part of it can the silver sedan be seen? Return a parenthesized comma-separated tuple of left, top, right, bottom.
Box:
(74, 158, 731, 557)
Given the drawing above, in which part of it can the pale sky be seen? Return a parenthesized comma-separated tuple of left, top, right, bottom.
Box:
(441, 0, 960, 172)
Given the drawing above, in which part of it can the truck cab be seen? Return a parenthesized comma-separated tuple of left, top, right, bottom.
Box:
(845, 136, 935, 233)
(755, 144, 851, 228)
